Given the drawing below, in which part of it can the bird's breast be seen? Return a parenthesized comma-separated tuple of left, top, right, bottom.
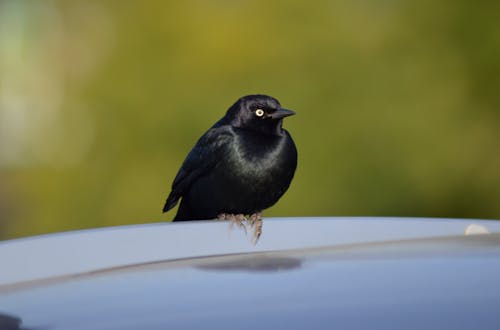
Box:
(224, 131, 297, 188)
(193, 129, 297, 214)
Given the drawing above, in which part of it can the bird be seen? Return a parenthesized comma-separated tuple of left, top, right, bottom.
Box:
(163, 94, 297, 228)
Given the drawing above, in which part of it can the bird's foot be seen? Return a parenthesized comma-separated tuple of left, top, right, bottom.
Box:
(247, 212, 263, 245)
(218, 213, 248, 234)
(217, 213, 228, 220)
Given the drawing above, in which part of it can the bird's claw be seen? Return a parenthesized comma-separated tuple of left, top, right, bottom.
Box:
(217, 212, 263, 244)
(218, 213, 248, 234)
(248, 212, 263, 245)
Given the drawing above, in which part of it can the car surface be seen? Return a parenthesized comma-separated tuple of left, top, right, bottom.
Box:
(1, 217, 500, 330)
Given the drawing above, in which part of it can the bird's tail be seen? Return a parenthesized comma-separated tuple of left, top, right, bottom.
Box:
(163, 193, 179, 213)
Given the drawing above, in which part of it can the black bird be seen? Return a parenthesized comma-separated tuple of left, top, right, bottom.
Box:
(163, 94, 297, 222)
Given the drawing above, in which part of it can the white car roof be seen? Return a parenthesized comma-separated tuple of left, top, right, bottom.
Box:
(1, 217, 499, 288)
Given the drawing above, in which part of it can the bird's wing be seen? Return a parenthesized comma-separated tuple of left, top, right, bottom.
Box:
(163, 126, 234, 213)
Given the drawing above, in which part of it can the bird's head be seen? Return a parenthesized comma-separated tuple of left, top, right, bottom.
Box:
(225, 95, 295, 135)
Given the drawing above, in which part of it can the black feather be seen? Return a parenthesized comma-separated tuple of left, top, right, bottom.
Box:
(163, 94, 297, 221)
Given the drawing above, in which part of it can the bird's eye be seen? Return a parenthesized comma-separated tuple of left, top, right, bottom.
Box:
(255, 109, 265, 117)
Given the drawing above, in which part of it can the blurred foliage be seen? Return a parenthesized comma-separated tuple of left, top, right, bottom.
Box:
(1, 0, 500, 239)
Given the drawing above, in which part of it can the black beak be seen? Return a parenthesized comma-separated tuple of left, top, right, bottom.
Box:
(270, 108, 296, 119)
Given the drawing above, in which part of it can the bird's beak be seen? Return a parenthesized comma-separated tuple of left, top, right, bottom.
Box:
(270, 108, 296, 119)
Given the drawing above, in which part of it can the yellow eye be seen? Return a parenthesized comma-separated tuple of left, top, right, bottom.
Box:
(255, 109, 265, 117)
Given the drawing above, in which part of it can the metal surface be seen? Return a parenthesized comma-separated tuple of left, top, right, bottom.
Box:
(0, 231, 500, 330)
(1, 217, 500, 287)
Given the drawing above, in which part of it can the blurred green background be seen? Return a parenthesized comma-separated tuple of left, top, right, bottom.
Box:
(1, 0, 499, 240)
